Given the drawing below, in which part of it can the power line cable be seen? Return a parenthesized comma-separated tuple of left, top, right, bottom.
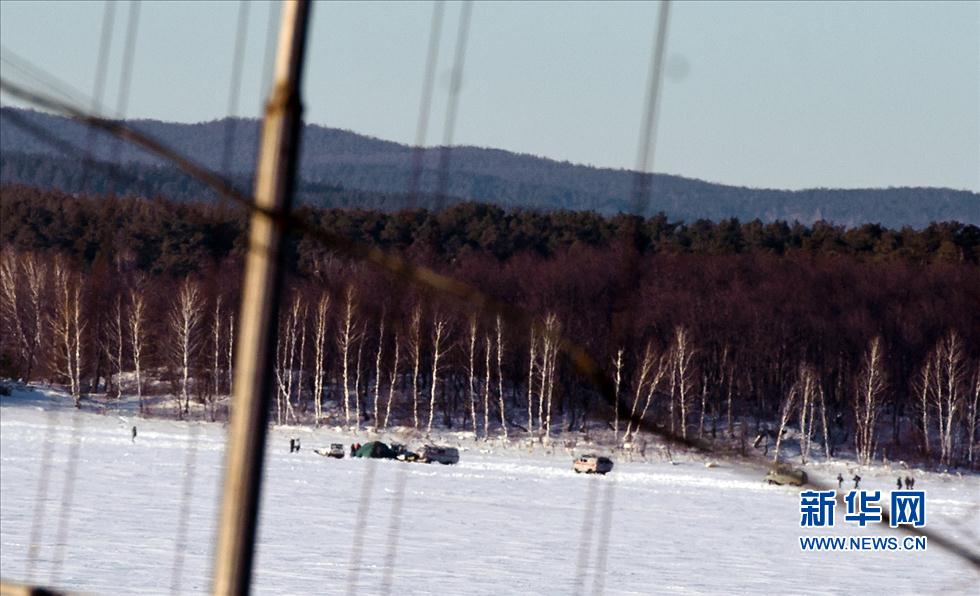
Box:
(433, 0, 473, 212)
(406, 1, 446, 210)
(2, 71, 978, 571)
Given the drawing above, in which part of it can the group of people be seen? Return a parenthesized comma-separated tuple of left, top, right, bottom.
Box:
(897, 476, 916, 490)
(289, 438, 302, 453)
(836, 473, 915, 490)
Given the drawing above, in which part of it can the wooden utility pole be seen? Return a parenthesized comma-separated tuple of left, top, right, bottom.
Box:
(212, 1, 311, 594)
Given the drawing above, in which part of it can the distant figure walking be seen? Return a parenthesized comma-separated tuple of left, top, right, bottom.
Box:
(908, 476, 915, 489)
(132, 425, 137, 443)
(294, 438, 301, 453)
(290, 438, 299, 453)
(853, 474, 862, 489)
(837, 473, 844, 489)
(897, 477, 903, 490)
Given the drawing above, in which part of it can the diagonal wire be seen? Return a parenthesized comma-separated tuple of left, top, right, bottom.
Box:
(378, 4, 447, 581)
(24, 408, 59, 583)
(590, 478, 617, 596)
(378, 465, 408, 596)
(346, 458, 378, 595)
(572, 477, 600, 596)
(221, 0, 251, 176)
(259, 0, 280, 110)
(0, 46, 93, 110)
(432, 0, 473, 212)
(108, 0, 141, 165)
(78, 0, 117, 192)
(170, 423, 201, 595)
(49, 412, 82, 585)
(406, 0, 446, 210)
(589, 2, 668, 587)
(630, 0, 672, 217)
(2, 72, 979, 571)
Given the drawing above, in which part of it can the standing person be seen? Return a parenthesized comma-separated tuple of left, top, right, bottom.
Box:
(909, 476, 915, 489)
(853, 474, 861, 489)
(289, 438, 296, 453)
(131, 425, 137, 443)
(897, 477, 903, 490)
(837, 473, 844, 489)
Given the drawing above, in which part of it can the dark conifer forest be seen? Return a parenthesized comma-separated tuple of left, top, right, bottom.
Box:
(2, 184, 978, 466)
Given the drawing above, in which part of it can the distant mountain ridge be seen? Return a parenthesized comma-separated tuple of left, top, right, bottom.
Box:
(1, 107, 977, 228)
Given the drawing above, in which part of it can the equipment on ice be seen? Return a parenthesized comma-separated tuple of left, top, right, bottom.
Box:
(314, 443, 346, 458)
(573, 454, 614, 475)
(419, 445, 460, 465)
(764, 465, 808, 486)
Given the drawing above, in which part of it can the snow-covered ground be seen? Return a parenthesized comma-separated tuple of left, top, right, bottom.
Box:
(1, 386, 978, 595)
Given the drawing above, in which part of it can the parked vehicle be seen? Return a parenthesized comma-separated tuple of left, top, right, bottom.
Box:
(419, 445, 460, 465)
(573, 454, 614, 475)
(764, 465, 808, 486)
(314, 443, 346, 458)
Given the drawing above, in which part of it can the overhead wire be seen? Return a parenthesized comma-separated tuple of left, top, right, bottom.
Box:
(406, 0, 446, 210)
(588, 3, 673, 589)
(1, 42, 979, 571)
(433, 0, 473, 212)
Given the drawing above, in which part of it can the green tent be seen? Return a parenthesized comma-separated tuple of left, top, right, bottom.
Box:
(353, 441, 397, 459)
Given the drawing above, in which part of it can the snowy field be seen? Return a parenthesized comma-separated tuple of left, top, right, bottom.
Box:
(2, 387, 978, 595)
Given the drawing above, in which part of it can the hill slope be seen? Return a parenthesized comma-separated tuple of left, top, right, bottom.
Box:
(1, 108, 977, 227)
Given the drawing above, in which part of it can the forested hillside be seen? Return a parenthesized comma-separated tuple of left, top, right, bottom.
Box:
(2, 186, 978, 467)
(3, 108, 977, 227)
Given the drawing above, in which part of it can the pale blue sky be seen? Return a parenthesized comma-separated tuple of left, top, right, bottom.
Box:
(1, 0, 977, 191)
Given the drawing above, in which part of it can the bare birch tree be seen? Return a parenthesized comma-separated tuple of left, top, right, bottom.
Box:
(624, 343, 654, 442)
(0, 249, 31, 378)
(853, 337, 886, 465)
(913, 357, 932, 457)
(931, 330, 966, 465)
(372, 310, 386, 432)
(383, 332, 400, 429)
(625, 345, 669, 441)
(353, 321, 367, 430)
(50, 258, 84, 406)
(526, 327, 537, 436)
(467, 316, 478, 436)
(484, 333, 492, 440)
(773, 384, 798, 463)
(612, 348, 624, 439)
(796, 364, 820, 465)
(671, 326, 696, 440)
(426, 312, 449, 435)
(105, 295, 124, 399)
(337, 286, 358, 429)
(312, 292, 329, 425)
(170, 279, 202, 417)
(128, 287, 146, 414)
(496, 316, 508, 439)
(967, 361, 979, 466)
(212, 295, 223, 397)
(817, 384, 831, 459)
(409, 305, 422, 430)
(226, 312, 234, 402)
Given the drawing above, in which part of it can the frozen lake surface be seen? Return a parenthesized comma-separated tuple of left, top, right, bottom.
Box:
(2, 388, 978, 595)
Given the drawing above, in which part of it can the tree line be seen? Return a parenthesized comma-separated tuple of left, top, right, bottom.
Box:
(1, 185, 978, 467)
